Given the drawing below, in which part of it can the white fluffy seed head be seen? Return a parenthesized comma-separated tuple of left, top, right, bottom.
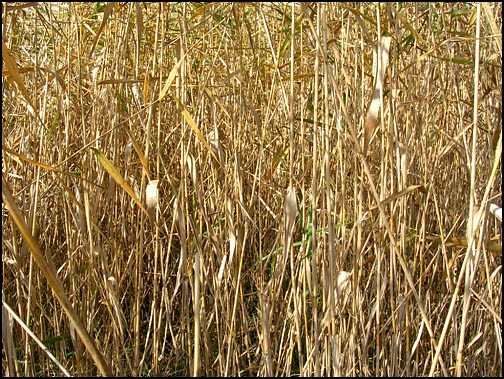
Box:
(336, 271, 352, 297)
(146, 180, 159, 211)
(125, 140, 133, 162)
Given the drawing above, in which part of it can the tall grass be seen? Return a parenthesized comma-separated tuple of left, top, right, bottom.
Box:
(2, 2, 502, 376)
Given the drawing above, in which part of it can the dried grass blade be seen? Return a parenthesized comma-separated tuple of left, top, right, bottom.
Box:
(409, 320, 424, 361)
(3, 144, 63, 173)
(174, 96, 219, 163)
(425, 235, 501, 253)
(266, 146, 289, 184)
(135, 3, 144, 51)
(191, 3, 216, 19)
(193, 252, 201, 376)
(125, 128, 151, 181)
(56, 176, 85, 213)
(158, 55, 186, 102)
(2, 176, 113, 376)
(281, 72, 315, 81)
(2, 302, 16, 376)
(91, 148, 149, 218)
(98, 79, 144, 85)
(3, 144, 103, 188)
(2, 40, 36, 114)
(394, 8, 426, 45)
(203, 86, 231, 120)
(368, 184, 425, 211)
(143, 73, 150, 106)
(3, 301, 71, 377)
(88, 2, 114, 59)
(171, 197, 187, 303)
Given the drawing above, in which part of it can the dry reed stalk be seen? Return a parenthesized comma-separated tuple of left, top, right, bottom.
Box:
(2, 2, 501, 376)
(2, 177, 113, 376)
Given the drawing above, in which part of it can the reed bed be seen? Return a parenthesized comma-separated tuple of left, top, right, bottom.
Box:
(2, 2, 502, 376)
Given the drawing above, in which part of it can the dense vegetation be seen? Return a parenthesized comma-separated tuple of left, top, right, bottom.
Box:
(2, 2, 502, 376)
